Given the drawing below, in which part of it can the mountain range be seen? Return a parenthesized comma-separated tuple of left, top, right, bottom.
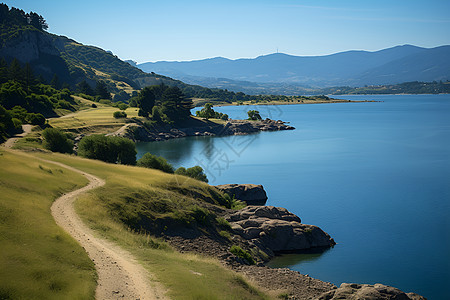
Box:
(138, 45, 450, 91)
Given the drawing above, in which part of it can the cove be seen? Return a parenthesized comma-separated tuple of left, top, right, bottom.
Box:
(136, 94, 450, 299)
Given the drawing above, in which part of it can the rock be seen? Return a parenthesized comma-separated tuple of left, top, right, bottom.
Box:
(215, 184, 268, 205)
(226, 206, 335, 255)
(317, 283, 426, 300)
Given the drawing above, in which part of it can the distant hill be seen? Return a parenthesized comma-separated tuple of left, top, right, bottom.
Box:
(0, 4, 259, 104)
(0, 4, 196, 95)
(139, 45, 450, 89)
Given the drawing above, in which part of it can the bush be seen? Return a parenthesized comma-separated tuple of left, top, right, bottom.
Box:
(11, 118, 22, 132)
(216, 217, 231, 230)
(175, 166, 208, 182)
(117, 103, 128, 110)
(78, 135, 136, 165)
(27, 113, 46, 126)
(137, 153, 174, 173)
(113, 111, 127, 118)
(230, 245, 255, 265)
(42, 128, 73, 154)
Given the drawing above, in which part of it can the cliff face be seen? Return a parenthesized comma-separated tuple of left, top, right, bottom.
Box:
(0, 29, 60, 62)
(0, 29, 74, 83)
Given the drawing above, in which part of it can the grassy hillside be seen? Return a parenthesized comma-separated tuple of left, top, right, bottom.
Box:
(0, 149, 96, 299)
(23, 151, 270, 299)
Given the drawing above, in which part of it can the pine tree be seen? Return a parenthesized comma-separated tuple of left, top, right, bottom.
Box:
(8, 59, 24, 83)
(95, 80, 111, 99)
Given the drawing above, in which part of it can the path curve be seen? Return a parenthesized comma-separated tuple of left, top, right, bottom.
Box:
(1, 124, 33, 148)
(2, 124, 166, 299)
(45, 159, 166, 300)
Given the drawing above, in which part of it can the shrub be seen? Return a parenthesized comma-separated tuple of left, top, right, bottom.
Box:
(117, 103, 128, 111)
(42, 128, 73, 154)
(219, 230, 231, 240)
(11, 118, 22, 132)
(175, 166, 208, 182)
(137, 153, 174, 173)
(27, 113, 46, 126)
(113, 111, 127, 118)
(191, 206, 212, 226)
(216, 217, 231, 230)
(78, 135, 136, 165)
(230, 245, 255, 265)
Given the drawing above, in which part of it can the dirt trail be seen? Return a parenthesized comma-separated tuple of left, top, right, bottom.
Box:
(44, 159, 166, 300)
(1, 124, 33, 148)
(2, 128, 166, 299)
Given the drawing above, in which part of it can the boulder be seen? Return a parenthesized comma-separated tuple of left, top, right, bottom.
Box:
(226, 206, 335, 255)
(215, 184, 268, 205)
(317, 283, 426, 300)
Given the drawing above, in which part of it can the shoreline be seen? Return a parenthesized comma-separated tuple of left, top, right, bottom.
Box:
(109, 117, 295, 143)
(213, 99, 379, 107)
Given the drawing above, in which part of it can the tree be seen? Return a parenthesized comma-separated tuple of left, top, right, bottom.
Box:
(151, 105, 165, 123)
(50, 74, 60, 89)
(161, 86, 193, 123)
(26, 113, 45, 126)
(247, 110, 262, 121)
(8, 59, 23, 83)
(42, 128, 73, 154)
(0, 58, 8, 84)
(78, 135, 136, 165)
(196, 103, 215, 119)
(113, 111, 127, 118)
(95, 80, 111, 99)
(28, 11, 48, 31)
(0, 104, 15, 143)
(175, 166, 208, 182)
(77, 80, 94, 95)
(137, 86, 156, 116)
(23, 63, 35, 91)
(137, 153, 174, 173)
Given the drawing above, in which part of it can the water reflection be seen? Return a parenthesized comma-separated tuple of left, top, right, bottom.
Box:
(136, 132, 262, 180)
(266, 247, 331, 269)
(135, 137, 198, 165)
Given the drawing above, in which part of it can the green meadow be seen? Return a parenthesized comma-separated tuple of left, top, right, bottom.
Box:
(1, 149, 271, 299)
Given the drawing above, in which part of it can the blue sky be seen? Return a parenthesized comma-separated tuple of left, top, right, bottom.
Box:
(7, 0, 450, 63)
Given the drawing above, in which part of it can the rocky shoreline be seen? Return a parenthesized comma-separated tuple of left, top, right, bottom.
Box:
(107, 119, 425, 299)
(109, 118, 295, 142)
(163, 184, 425, 300)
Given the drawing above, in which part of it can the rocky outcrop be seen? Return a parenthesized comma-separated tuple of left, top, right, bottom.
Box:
(215, 184, 268, 205)
(112, 118, 295, 142)
(226, 206, 335, 257)
(0, 30, 59, 62)
(318, 283, 426, 300)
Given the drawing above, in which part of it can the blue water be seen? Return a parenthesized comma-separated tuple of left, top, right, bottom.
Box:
(136, 95, 450, 299)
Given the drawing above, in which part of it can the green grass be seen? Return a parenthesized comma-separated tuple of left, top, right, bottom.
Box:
(30, 151, 270, 299)
(0, 149, 96, 299)
(49, 105, 140, 134)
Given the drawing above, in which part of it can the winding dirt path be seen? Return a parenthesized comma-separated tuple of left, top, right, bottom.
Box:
(1, 124, 33, 148)
(2, 128, 166, 299)
(45, 159, 166, 300)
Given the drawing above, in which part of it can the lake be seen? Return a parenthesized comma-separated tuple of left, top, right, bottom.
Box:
(136, 94, 450, 299)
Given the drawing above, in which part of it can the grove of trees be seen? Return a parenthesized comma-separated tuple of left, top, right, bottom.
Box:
(195, 103, 228, 120)
(137, 84, 193, 124)
(78, 135, 137, 165)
